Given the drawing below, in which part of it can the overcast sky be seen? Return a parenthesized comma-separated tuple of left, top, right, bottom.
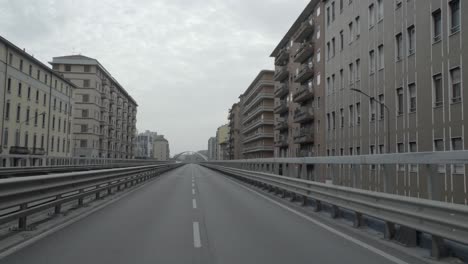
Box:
(0, 0, 309, 155)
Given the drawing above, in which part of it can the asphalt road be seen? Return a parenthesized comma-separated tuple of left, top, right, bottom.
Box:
(0, 164, 423, 264)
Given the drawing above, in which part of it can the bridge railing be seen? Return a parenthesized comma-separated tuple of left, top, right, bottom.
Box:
(202, 151, 468, 258)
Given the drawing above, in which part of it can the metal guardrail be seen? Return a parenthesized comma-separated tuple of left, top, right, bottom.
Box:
(202, 151, 468, 258)
(0, 163, 182, 230)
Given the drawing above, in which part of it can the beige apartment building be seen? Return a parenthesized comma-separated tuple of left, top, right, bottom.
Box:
(216, 124, 229, 160)
(153, 135, 170, 161)
(228, 102, 243, 160)
(0, 36, 75, 164)
(240, 70, 275, 159)
(50, 55, 137, 159)
(272, 0, 326, 158)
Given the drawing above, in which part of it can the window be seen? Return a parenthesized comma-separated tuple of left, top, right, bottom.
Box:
(450, 0, 460, 33)
(51, 137, 54, 152)
(332, 74, 336, 92)
(369, 50, 375, 73)
(349, 63, 354, 84)
(27, 87, 31, 100)
(84, 65, 91, 72)
(435, 139, 446, 172)
(356, 102, 361, 124)
(43, 93, 47, 106)
(395, 33, 403, 61)
(332, 111, 336, 129)
(45, 74, 48, 85)
(433, 74, 443, 107)
(450, 67, 461, 103)
(379, 144, 385, 154)
(19, 59, 23, 71)
(7, 78, 11, 93)
(348, 22, 354, 42)
(349, 105, 354, 127)
(65, 65, 71, 71)
(370, 99, 376, 121)
(83, 79, 90, 87)
(339, 69, 344, 89)
(408, 83, 416, 113)
(9, 53, 13, 65)
(451, 137, 464, 173)
(83, 94, 90, 102)
(35, 90, 39, 102)
(355, 16, 360, 37)
(409, 141, 418, 172)
(340, 0, 343, 13)
(332, 1, 335, 21)
(34, 111, 38, 126)
(3, 128, 8, 147)
(25, 108, 30, 125)
(355, 59, 360, 81)
(57, 137, 60, 152)
(432, 9, 442, 42)
(16, 105, 21, 122)
(369, 4, 375, 27)
(82, 109, 89, 118)
(407, 25, 415, 55)
(340, 30, 344, 50)
(58, 118, 61, 132)
(327, 113, 331, 130)
(81, 124, 88, 133)
(52, 116, 55, 130)
(379, 94, 385, 119)
(29, 65, 32, 76)
(377, 0, 383, 21)
(378, 45, 384, 69)
(327, 42, 331, 60)
(18, 83, 22, 97)
(332, 38, 336, 57)
(41, 135, 44, 148)
(5, 100, 10, 120)
(42, 114, 46, 128)
(340, 108, 344, 127)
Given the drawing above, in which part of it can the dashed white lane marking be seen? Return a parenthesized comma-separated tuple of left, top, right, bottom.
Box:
(192, 198, 197, 209)
(224, 176, 410, 264)
(193, 222, 202, 248)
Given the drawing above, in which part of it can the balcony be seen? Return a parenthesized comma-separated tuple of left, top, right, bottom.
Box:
(32, 148, 45, 155)
(293, 128, 314, 144)
(275, 120, 289, 131)
(294, 107, 314, 123)
(242, 145, 274, 154)
(274, 66, 289, 82)
(274, 83, 289, 98)
(274, 100, 288, 114)
(293, 42, 314, 63)
(275, 48, 289, 66)
(242, 119, 274, 134)
(243, 132, 274, 144)
(293, 85, 314, 103)
(293, 20, 314, 42)
(9, 146, 30, 155)
(294, 64, 314, 83)
(243, 105, 274, 124)
(274, 137, 288, 147)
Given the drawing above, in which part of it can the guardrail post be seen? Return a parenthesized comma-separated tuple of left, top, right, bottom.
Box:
(54, 196, 62, 214)
(353, 212, 362, 228)
(431, 235, 448, 260)
(313, 200, 322, 212)
(18, 204, 28, 230)
(330, 205, 340, 219)
(384, 222, 395, 240)
(78, 191, 84, 207)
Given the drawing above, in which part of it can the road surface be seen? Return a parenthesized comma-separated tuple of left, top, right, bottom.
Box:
(0, 164, 425, 264)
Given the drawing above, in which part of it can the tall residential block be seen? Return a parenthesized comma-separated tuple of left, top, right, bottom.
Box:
(240, 70, 275, 159)
(228, 102, 243, 160)
(271, 0, 326, 158)
(153, 135, 170, 161)
(135, 130, 158, 158)
(207, 137, 217, 160)
(216, 124, 229, 160)
(0, 36, 75, 164)
(50, 55, 137, 159)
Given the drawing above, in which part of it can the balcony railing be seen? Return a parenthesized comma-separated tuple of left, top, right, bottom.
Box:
(293, 42, 314, 63)
(243, 145, 274, 154)
(293, 128, 314, 144)
(275, 120, 289, 131)
(242, 119, 274, 134)
(9, 146, 30, 155)
(294, 64, 314, 84)
(294, 107, 314, 123)
(274, 83, 289, 98)
(243, 132, 274, 144)
(274, 100, 288, 114)
(32, 148, 46, 155)
(293, 20, 314, 42)
(293, 85, 314, 103)
(274, 66, 289, 82)
(275, 48, 290, 66)
(274, 137, 288, 147)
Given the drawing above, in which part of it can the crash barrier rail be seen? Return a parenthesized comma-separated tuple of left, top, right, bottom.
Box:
(0, 154, 171, 168)
(0, 163, 182, 230)
(202, 151, 468, 259)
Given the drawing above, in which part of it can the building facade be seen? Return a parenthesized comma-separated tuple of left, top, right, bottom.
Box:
(271, 0, 326, 158)
(0, 36, 75, 163)
(228, 102, 243, 160)
(135, 130, 157, 158)
(153, 135, 170, 161)
(50, 55, 137, 159)
(241, 70, 275, 159)
(207, 136, 217, 160)
(216, 124, 229, 160)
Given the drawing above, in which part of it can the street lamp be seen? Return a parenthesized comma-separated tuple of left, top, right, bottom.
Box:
(350, 88, 391, 153)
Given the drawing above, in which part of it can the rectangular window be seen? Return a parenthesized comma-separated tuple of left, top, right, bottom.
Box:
(408, 83, 416, 113)
(451, 137, 464, 173)
(81, 124, 88, 133)
(19, 59, 23, 71)
(80, 139, 87, 148)
(339, 30, 344, 51)
(5, 101, 10, 120)
(349, 22, 354, 42)
(29, 65, 32, 76)
(369, 50, 375, 73)
(370, 99, 376, 121)
(355, 16, 360, 37)
(396, 33, 403, 60)
(327, 42, 331, 60)
(327, 6, 330, 26)
(377, 0, 383, 21)
(83, 94, 90, 102)
(339, 69, 344, 89)
(369, 4, 375, 27)
(340, 0, 343, 12)
(432, 9, 442, 42)
(450, 67, 461, 103)
(65, 65, 71, 72)
(7, 78, 11, 93)
(340, 108, 344, 127)
(450, 0, 460, 33)
(332, 2, 335, 21)
(82, 109, 89, 118)
(378, 45, 384, 70)
(409, 141, 418, 172)
(84, 65, 91, 72)
(83, 79, 90, 88)
(27, 87, 31, 100)
(407, 25, 415, 55)
(332, 111, 336, 129)
(37, 69, 40, 80)
(18, 83, 22, 97)
(349, 63, 354, 84)
(433, 74, 443, 107)
(9, 53, 13, 65)
(332, 38, 336, 57)
(356, 102, 361, 124)
(349, 105, 354, 127)
(355, 59, 360, 81)
(379, 94, 385, 119)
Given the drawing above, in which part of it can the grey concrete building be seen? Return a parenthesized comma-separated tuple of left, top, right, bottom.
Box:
(50, 55, 137, 159)
(228, 102, 243, 160)
(207, 136, 217, 160)
(153, 135, 170, 161)
(321, 0, 467, 203)
(0, 36, 75, 165)
(271, 0, 327, 158)
(240, 70, 275, 159)
(135, 130, 157, 158)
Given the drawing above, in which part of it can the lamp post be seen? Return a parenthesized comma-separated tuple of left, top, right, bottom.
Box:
(350, 88, 391, 153)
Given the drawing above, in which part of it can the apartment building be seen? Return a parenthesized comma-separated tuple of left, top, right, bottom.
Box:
(153, 135, 170, 161)
(50, 55, 137, 159)
(240, 70, 275, 159)
(135, 130, 158, 158)
(0, 36, 75, 163)
(228, 102, 243, 160)
(320, 0, 468, 203)
(271, 0, 326, 158)
(207, 137, 217, 160)
(216, 124, 229, 160)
